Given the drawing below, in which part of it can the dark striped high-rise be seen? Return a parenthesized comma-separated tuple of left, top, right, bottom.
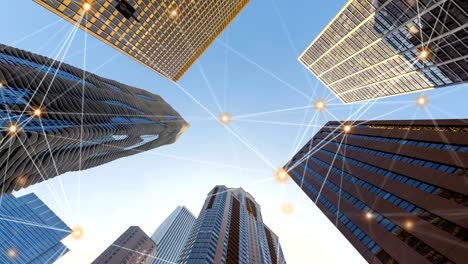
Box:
(178, 185, 286, 264)
(285, 119, 468, 264)
(0, 44, 187, 193)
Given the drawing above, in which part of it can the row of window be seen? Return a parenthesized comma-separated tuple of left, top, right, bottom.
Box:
(0, 87, 31, 105)
(317, 138, 461, 174)
(101, 100, 144, 114)
(0, 111, 75, 133)
(289, 169, 393, 262)
(323, 131, 468, 153)
(109, 116, 164, 126)
(316, 147, 467, 208)
(305, 156, 467, 242)
(123, 135, 159, 151)
(294, 163, 454, 264)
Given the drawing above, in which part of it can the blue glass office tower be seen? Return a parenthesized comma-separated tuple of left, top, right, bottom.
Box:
(178, 185, 286, 264)
(0, 43, 187, 193)
(0, 193, 70, 263)
(151, 206, 196, 264)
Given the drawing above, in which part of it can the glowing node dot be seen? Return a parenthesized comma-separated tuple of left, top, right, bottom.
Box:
(343, 125, 352, 133)
(275, 168, 289, 184)
(219, 112, 232, 125)
(365, 212, 374, 220)
(418, 48, 431, 61)
(313, 99, 327, 112)
(32, 107, 44, 118)
(6, 248, 17, 259)
(71, 225, 85, 240)
(170, 9, 178, 17)
(82, 2, 91, 11)
(16, 176, 28, 188)
(281, 202, 294, 216)
(405, 220, 414, 229)
(7, 124, 19, 135)
(416, 95, 428, 108)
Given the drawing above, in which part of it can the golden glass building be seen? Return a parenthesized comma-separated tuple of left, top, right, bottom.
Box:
(33, 0, 250, 81)
(299, 0, 467, 103)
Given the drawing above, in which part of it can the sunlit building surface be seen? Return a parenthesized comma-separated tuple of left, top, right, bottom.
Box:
(33, 0, 250, 81)
(299, 0, 468, 103)
(178, 185, 286, 264)
(284, 119, 468, 263)
(92, 226, 157, 264)
(150, 206, 196, 264)
(0, 43, 187, 193)
(0, 193, 70, 264)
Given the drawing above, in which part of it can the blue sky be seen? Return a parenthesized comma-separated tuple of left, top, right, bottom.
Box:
(3, 0, 468, 263)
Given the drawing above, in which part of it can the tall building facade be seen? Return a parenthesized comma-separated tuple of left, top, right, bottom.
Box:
(0, 43, 187, 193)
(150, 206, 196, 264)
(178, 185, 286, 264)
(93, 226, 157, 264)
(33, 0, 251, 81)
(0, 193, 70, 263)
(284, 119, 468, 263)
(299, 0, 467, 103)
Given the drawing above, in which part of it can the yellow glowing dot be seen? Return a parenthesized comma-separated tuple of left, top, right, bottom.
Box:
(281, 202, 294, 215)
(418, 48, 431, 61)
(343, 125, 352, 133)
(6, 248, 17, 259)
(83, 2, 91, 11)
(416, 95, 428, 108)
(32, 107, 45, 118)
(313, 99, 327, 112)
(365, 212, 374, 220)
(275, 168, 289, 184)
(219, 112, 232, 125)
(405, 220, 414, 229)
(71, 225, 85, 240)
(170, 9, 178, 17)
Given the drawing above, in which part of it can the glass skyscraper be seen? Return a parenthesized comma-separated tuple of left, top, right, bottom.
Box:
(0, 43, 187, 193)
(178, 185, 286, 264)
(33, 0, 251, 81)
(0, 193, 70, 264)
(299, 0, 467, 103)
(150, 206, 196, 264)
(93, 226, 157, 264)
(284, 119, 468, 263)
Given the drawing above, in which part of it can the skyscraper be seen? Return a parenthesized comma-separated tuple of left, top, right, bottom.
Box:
(0, 43, 187, 193)
(150, 206, 196, 264)
(0, 193, 70, 263)
(93, 226, 157, 264)
(178, 185, 286, 264)
(299, 0, 467, 103)
(33, 0, 251, 81)
(284, 119, 468, 263)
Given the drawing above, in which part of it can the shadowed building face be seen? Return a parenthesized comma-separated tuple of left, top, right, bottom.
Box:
(299, 0, 467, 103)
(284, 119, 468, 264)
(33, 0, 250, 81)
(0, 43, 187, 193)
